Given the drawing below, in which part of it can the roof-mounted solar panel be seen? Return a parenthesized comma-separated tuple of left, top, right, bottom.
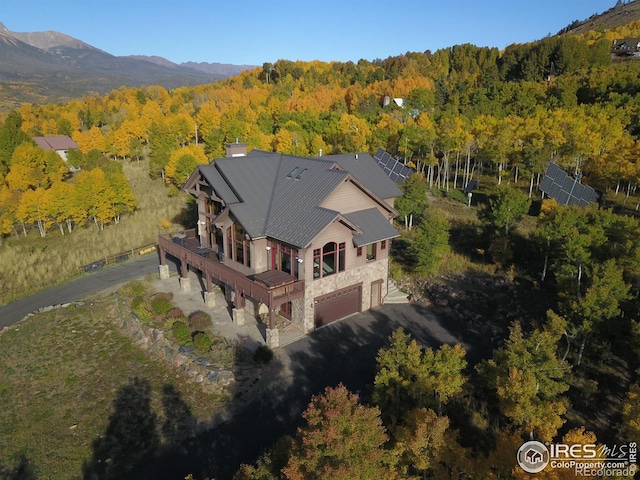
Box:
(373, 148, 414, 185)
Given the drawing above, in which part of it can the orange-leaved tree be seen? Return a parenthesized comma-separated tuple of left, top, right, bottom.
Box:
(283, 384, 395, 480)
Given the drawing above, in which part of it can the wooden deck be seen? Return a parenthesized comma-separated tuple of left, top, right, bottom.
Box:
(158, 230, 305, 326)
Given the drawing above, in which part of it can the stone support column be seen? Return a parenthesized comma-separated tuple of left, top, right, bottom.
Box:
(179, 276, 191, 292)
(266, 328, 279, 348)
(158, 264, 170, 280)
(232, 307, 245, 326)
(204, 291, 216, 308)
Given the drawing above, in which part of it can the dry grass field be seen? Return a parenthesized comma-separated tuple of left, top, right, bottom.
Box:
(0, 159, 188, 304)
(0, 286, 229, 479)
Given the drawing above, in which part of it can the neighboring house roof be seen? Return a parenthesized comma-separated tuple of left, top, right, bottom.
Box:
(186, 150, 400, 248)
(32, 136, 79, 151)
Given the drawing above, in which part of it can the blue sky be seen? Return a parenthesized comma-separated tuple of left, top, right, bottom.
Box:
(2, 1, 618, 66)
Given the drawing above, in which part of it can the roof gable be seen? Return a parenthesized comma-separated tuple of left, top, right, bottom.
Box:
(189, 149, 401, 248)
(328, 151, 403, 199)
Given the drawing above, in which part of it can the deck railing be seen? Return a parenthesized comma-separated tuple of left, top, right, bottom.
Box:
(158, 231, 305, 307)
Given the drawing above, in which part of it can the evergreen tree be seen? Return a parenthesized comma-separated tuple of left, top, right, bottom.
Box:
(410, 209, 450, 276)
(0, 111, 31, 176)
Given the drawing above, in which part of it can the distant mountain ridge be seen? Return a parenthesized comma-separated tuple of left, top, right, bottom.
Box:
(128, 55, 255, 77)
(0, 22, 256, 110)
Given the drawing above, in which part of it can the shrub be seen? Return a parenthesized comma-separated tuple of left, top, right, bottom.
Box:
(152, 291, 173, 301)
(446, 188, 468, 204)
(130, 296, 145, 309)
(193, 331, 212, 353)
(209, 334, 236, 369)
(489, 235, 513, 268)
(120, 280, 148, 299)
(167, 185, 181, 197)
(172, 321, 191, 344)
(189, 311, 212, 331)
(131, 297, 153, 321)
(150, 296, 174, 315)
(388, 261, 403, 280)
(166, 307, 185, 319)
(253, 345, 274, 364)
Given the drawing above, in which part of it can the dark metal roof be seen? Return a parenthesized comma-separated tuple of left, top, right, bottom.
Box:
(343, 208, 400, 247)
(266, 155, 349, 247)
(215, 153, 281, 238)
(197, 150, 400, 248)
(540, 162, 601, 208)
(198, 165, 239, 204)
(329, 150, 403, 199)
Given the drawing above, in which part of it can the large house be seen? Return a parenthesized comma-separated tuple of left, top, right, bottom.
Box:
(157, 144, 402, 347)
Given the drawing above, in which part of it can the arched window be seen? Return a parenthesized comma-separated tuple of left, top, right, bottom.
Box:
(313, 242, 346, 279)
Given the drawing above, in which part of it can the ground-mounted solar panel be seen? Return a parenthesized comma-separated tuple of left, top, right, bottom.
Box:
(540, 162, 601, 208)
(464, 180, 478, 194)
(374, 148, 414, 184)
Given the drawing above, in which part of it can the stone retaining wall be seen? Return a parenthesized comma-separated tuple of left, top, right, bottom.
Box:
(119, 314, 235, 391)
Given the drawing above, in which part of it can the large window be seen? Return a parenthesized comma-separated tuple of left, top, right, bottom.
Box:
(227, 223, 251, 267)
(314, 242, 345, 279)
(271, 243, 297, 276)
(366, 243, 376, 262)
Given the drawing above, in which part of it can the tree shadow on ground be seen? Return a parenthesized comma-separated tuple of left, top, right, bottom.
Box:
(83, 377, 160, 480)
(87, 302, 497, 480)
(0, 455, 37, 480)
(83, 376, 213, 480)
(119, 352, 295, 480)
(172, 196, 199, 229)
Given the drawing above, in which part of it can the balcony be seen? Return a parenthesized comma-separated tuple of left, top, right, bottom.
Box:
(158, 230, 305, 309)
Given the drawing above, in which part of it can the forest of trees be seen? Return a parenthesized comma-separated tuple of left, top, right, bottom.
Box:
(2, 27, 640, 245)
(2, 20, 640, 479)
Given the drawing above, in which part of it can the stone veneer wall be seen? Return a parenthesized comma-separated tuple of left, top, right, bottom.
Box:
(300, 258, 389, 332)
(119, 313, 235, 391)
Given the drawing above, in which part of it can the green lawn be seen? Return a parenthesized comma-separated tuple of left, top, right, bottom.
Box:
(0, 292, 227, 480)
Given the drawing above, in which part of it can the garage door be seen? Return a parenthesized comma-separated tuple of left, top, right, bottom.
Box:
(314, 284, 361, 328)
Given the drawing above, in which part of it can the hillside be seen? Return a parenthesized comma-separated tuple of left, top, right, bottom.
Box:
(561, 0, 640, 36)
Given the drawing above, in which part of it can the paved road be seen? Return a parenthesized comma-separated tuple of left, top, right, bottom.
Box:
(0, 252, 176, 330)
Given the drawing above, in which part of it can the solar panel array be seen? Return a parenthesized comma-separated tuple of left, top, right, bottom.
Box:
(374, 148, 414, 184)
(540, 162, 600, 208)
